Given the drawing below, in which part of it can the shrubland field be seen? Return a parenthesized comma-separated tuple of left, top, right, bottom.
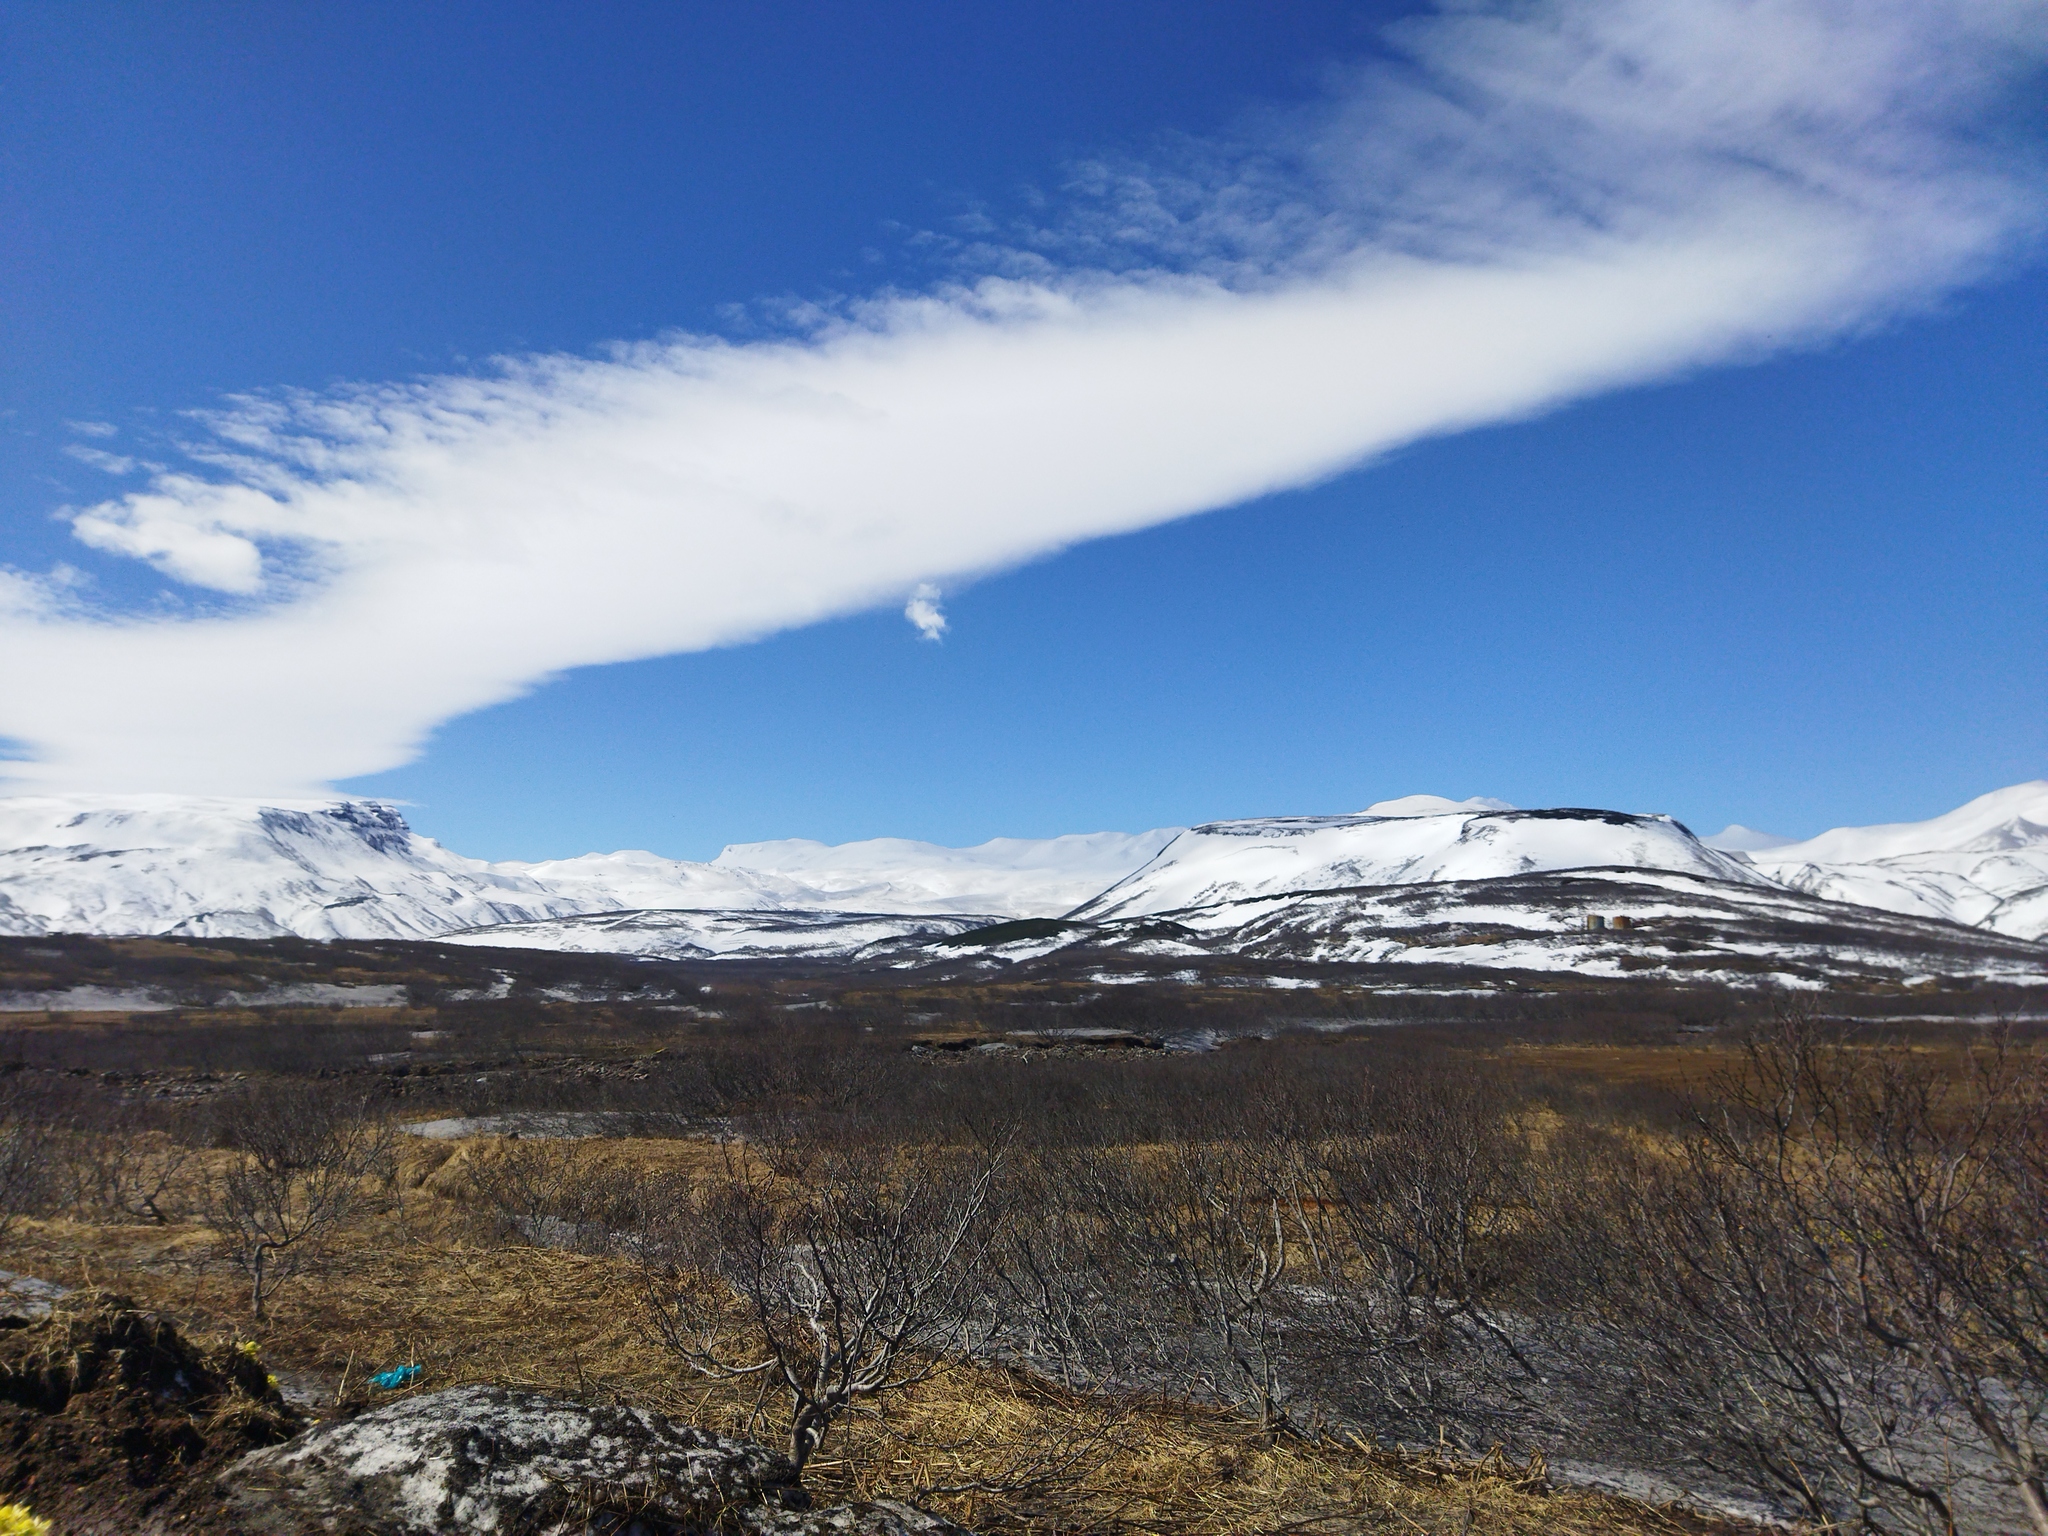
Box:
(0, 936, 2041, 1534)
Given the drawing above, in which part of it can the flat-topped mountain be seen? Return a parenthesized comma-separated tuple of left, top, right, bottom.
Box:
(1070, 805, 1764, 921)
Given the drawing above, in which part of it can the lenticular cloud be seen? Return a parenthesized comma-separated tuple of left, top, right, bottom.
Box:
(4, 0, 2043, 793)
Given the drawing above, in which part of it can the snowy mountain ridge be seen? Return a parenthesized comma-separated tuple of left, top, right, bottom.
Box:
(0, 784, 2042, 947)
(0, 796, 578, 941)
(0, 794, 1182, 941)
(1745, 781, 2048, 940)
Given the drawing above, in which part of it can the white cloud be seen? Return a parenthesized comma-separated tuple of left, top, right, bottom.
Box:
(61, 445, 138, 477)
(1, 0, 2041, 794)
(904, 584, 948, 642)
(64, 420, 119, 439)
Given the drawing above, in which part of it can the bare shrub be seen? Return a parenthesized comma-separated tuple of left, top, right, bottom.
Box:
(1575, 1017, 2048, 1534)
(59, 1107, 197, 1225)
(203, 1083, 395, 1320)
(0, 1075, 62, 1236)
(460, 1137, 649, 1253)
(641, 1133, 1003, 1475)
(1085, 1131, 1305, 1430)
(460, 1137, 585, 1245)
(1293, 1063, 1540, 1428)
(979, 1145, 1136, 1394)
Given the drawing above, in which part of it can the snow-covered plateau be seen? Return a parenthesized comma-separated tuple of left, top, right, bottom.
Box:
(1068, 803, 1769, 920)
(0, 786, 2042, 984)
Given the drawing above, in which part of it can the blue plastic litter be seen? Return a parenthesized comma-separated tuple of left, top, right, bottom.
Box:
(369, 1365, 422, 1390)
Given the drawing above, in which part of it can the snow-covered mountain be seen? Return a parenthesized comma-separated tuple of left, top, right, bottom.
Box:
(1745, 782, 2048, 940)
(0, 796, 583, 940)
(713, 829, 1183, 913)
(0, 795, 1176, 940)
(514, 828, 1181, 919)
(1071, 804, 1765, 921)
(0, 785, 2042, 953)
(473, 831, 1179, 913)
(1704, 825, 1799, 853)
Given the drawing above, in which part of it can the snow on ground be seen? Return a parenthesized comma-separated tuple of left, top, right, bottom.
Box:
(0, 987, 179, 1013)
(402, 1112, 643, 1139)
(445, 907, 990, 962)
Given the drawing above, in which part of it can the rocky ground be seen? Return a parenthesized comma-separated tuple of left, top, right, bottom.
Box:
(0, 1291, 974, 1536)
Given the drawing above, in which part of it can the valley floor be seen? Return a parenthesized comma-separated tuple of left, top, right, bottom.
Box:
(0, 953, 2038, 1533)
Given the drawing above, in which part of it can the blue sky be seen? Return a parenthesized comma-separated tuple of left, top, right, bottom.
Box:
(2, 1, 2043, 860)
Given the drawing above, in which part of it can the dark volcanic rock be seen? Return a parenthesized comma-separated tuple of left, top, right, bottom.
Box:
(222, 1383, 973, 1535)
(0, 1289, 300, 1535)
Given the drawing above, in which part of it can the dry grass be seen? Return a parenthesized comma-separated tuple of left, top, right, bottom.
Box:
(1492, 1043, 1735, 1093)
(0, 1134, 1756, 1536)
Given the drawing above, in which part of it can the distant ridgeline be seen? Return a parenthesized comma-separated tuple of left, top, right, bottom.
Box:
(0, 786, 2040, 990)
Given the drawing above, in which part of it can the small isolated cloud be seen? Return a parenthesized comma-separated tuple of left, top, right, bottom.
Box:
(1, 0, 2042, 794)
(64, 421, 118, 439)
(904, 584, 948, 642)
(62, 445, 137, 476)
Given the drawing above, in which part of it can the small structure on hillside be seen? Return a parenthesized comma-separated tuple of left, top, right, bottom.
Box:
(1583, 914, 1637, 932)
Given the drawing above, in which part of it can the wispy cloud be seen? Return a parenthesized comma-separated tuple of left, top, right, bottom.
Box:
(61, 445, 138, 477)
(3, 0, 2042, 793)
(904, 584, 948, 642)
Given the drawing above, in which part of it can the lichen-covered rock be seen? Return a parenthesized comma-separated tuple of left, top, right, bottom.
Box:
(223, 1384, 802, 1534)
(0, 1271, 71, 1325)
(221, 1385, 975, 1535)
(745, 1502, 973, 1535)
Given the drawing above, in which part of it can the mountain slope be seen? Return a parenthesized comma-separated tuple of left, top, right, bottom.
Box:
(450, 868, 2048, 992)
(0, 797, 578, 941)
(447, 907, 992, 963)
(0, 796, 1177, 940)
(515, 828, 1183, 918)
(1747, 782, 2048, 939)
(1071, 806, 1765, 921)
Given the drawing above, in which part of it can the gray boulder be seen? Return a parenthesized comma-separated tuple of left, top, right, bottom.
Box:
(0, 1269, 71, 1323)
(222, 1383, 972, 1535)
(746, 1506, 972, 1535)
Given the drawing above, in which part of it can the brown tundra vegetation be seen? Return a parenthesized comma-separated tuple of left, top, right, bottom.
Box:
(0, 960, 2038, 1535)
